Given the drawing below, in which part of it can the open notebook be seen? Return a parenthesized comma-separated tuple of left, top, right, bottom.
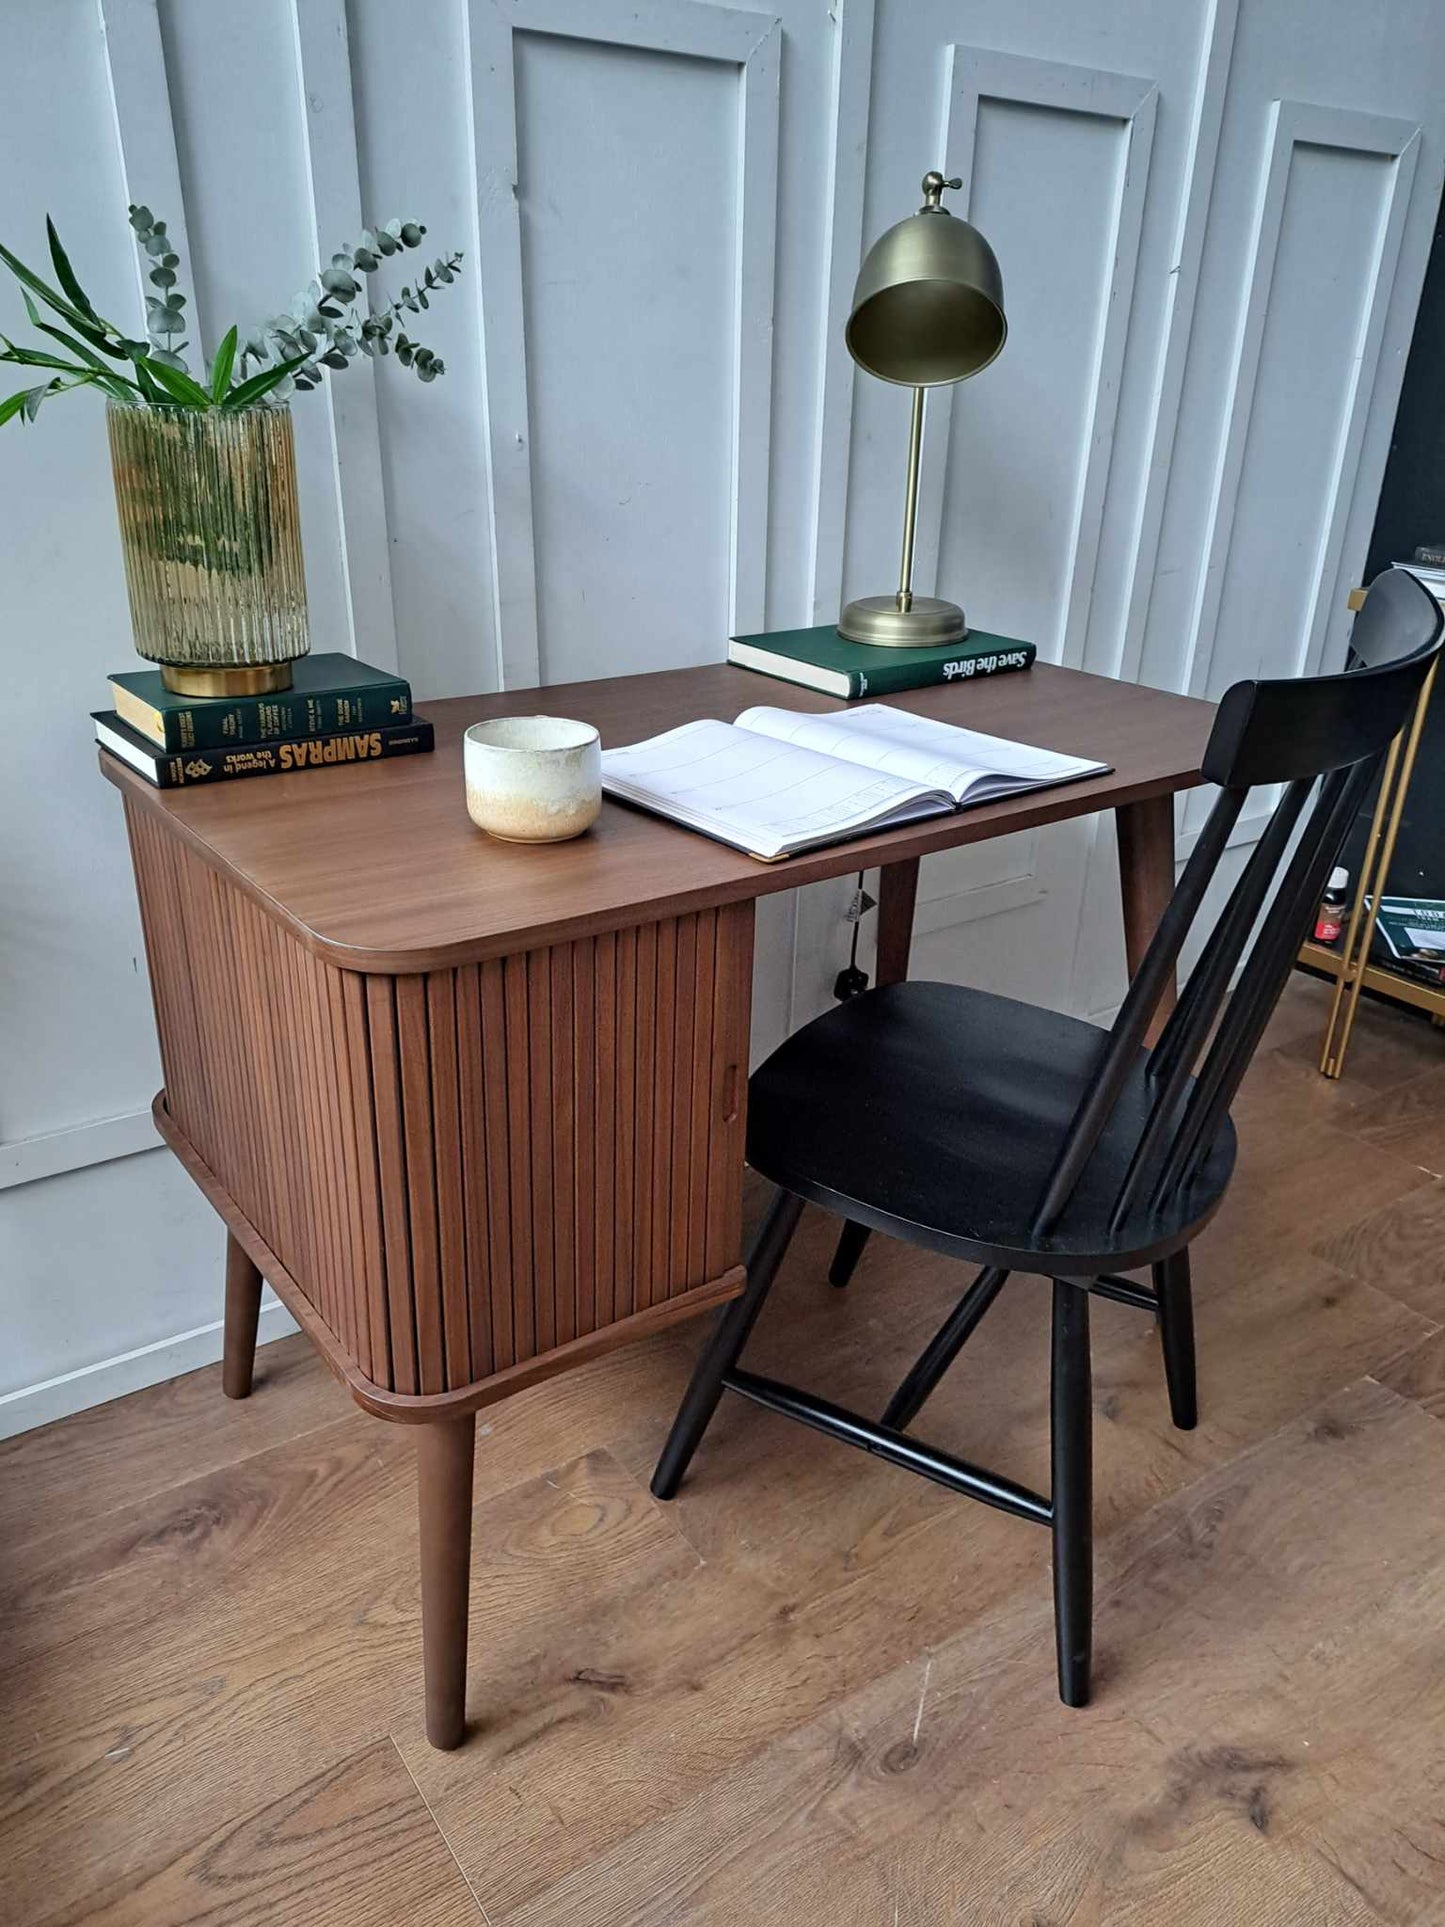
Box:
(600, 703, 1109, 861)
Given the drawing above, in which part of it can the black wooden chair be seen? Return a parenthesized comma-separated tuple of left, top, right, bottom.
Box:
(651, 566, 1443, 1708)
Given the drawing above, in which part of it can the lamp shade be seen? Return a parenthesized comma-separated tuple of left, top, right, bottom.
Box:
(846, 203, 1006, 388)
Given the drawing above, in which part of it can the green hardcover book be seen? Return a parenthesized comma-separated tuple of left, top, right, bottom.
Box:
(107, 652, 413, 751)
(728, 624, 1036, 700)
(94, 710, 434, 788)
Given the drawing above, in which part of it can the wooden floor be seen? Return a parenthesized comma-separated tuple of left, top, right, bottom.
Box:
(5, 972, 1445, 1926)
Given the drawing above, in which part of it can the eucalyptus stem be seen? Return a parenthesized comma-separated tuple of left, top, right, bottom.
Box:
(0, 207, 461, 427)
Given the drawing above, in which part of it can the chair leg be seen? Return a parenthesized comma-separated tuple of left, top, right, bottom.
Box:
(651, 1188, 805, 1500)
(418, 1414, 476, 1751)
(1051, 1278, 1092, 1709)
(1153, 1249, 1197, 1430)
(829, 1220, 871, 1288)
(222, 1233, 263, 1401)
(881, 1266, 1010, 1431)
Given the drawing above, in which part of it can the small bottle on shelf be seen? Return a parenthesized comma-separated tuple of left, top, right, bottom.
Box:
(1314, 867, 1350, 947)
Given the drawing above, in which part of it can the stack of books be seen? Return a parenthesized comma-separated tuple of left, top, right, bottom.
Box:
(93, 653, 434, 788)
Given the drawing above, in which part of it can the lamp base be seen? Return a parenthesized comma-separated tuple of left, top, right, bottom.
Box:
(837, 594, 966, 648)
(158, 661, 295, 698)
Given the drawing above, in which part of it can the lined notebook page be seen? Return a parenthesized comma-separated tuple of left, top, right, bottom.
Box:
(600, 719, 949, 860)
(735, 703, 1106, 802)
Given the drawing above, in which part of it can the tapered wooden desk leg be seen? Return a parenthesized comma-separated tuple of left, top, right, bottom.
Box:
(417, 1414, 476, 1751)
(222, 1234, 263, 1401)
(1116, 794, 1178, 1040)
(875, 856, 921, 987)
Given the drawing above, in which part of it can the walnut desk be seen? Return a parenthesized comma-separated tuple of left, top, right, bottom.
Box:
(101, 659, 1214, 1749)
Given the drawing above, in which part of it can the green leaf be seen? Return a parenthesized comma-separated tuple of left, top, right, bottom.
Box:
(0, 337, 91, 374)
(24, 287, 132, 361)
(28, 320, 139, 399)
(45, 215, 104, 324)
(143, 357, 213, 408)
(221, 351, 310, 409)
(0, 238, 105, 337)
(128, 355, 165, 407)
(128, 205, 153, 231)
(209, 324, 238, 402)
(0, 385, 39, 426)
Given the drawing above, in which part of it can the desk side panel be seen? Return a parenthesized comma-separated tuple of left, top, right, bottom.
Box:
(127, 799, 385, 1383)
(126, 799, 753, 1401)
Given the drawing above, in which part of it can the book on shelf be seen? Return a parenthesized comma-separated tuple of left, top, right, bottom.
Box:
(600, 701, 1107, 862)
(1366, 894, 1445, 984)
(108, 651, 412, 751)
(1401, 555, 1445, 603)
(727, 623, 1035, 699)
(94, 710, 434, 788)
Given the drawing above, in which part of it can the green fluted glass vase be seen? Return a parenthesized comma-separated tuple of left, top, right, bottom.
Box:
(107, 401, 310, 696)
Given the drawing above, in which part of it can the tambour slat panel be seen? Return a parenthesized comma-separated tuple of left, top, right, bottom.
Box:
(397, 974, 445, 1395)
(126, 790, 753, 1404)
(614, 924, 638, 1321)
(341, 967, 391, 1388)
(687, 910, 718, 1294)
(527, 947, 555, 1355)
(668, 915, 698, 1311)
(429, 970, 471, 1390)
(632, 921, 657, 1312)
(592, 932, 617, 1330)
(454, 964, 491, 1381)
(478, 958, 514, 1372)
(368, 974, 420, 1396)
(571, 939, 596, 1343)
(648, 919, 675, 1312)
(502, 954, 535, 1365)
(550, 943, 576, 1347)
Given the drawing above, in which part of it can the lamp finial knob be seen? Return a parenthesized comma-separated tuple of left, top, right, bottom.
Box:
(920, 171, 963, 212)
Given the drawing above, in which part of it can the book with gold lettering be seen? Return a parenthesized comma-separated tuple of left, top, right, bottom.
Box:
(107, 652, 413, 751)
(93, 710, 434, 788)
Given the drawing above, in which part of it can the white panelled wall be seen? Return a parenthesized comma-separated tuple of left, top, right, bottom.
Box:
(3, 0, 1444, 1434)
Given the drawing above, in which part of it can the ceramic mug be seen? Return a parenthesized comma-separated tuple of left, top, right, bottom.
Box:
(463, 715, 602, 843)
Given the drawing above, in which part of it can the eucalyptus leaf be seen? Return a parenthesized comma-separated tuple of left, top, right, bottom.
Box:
(128, 205, 153, 231)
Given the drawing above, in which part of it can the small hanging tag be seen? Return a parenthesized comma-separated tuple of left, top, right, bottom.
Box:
(842, 887, 878, 924)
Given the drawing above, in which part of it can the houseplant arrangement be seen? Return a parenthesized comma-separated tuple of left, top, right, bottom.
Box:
(0, 211, 461, 694)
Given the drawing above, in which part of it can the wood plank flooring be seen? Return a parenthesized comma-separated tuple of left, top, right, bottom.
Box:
(4, 972, 1445, 1925)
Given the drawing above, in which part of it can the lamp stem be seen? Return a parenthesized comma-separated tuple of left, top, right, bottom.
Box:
(897, 385, 925, 612)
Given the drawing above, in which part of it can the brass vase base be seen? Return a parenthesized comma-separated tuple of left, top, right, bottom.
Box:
(159, 662, 295, 698)
(837, 594, 967, 648)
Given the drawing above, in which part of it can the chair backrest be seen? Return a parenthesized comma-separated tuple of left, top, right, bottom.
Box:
(1033, 565, 1444, 1240)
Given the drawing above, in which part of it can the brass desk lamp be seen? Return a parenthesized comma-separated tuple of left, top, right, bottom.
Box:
(840, 171, 1006, 646)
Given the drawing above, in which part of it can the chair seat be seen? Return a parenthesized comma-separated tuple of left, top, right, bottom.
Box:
(747, 980, 1236, 1273)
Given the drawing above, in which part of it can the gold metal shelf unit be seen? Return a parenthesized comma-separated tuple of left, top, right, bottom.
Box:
(1306, 583, 1445, 1077)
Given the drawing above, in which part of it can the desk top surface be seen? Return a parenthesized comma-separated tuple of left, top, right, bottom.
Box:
(102, 658, 1215, 972)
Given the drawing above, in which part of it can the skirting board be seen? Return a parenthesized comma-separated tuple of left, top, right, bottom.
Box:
(0, 1293, 299, 1440)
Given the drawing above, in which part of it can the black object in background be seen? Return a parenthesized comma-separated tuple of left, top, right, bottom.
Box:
(1342, 174, 1445, 900)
